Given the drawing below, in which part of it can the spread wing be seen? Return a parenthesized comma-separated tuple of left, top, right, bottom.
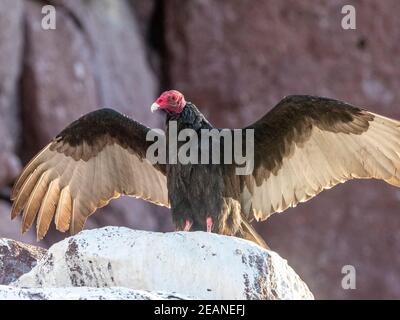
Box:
(11, 109, 169, 240)
(239, 95, 400, 221)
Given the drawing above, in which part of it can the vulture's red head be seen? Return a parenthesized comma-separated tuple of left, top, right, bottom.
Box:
(151, 90, 186, 114)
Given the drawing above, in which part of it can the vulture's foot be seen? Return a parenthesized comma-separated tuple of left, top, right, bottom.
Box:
(183, 219, 193, 231)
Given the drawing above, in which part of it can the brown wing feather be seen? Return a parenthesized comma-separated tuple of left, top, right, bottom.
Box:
(240, 95, 400, 221)
(11, 109, 169, 240)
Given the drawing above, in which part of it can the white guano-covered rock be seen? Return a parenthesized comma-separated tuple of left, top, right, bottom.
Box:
(14, 227, 313, 300)
(0, 285, 189, 300)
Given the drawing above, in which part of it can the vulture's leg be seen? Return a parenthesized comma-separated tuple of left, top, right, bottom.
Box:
(183, 219, 193, 231)
(206, 217, 213, 232)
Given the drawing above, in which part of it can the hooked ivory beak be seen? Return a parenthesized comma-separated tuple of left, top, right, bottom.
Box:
(151, 103, 160, 113)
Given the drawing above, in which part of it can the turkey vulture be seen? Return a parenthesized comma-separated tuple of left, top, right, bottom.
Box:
(10, 90, 400, 248)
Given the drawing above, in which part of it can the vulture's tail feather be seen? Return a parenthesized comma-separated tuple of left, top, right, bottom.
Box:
(240, 218, 270, 250)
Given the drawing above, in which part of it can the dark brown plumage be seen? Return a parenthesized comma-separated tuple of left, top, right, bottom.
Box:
(10, 91, 400, 248)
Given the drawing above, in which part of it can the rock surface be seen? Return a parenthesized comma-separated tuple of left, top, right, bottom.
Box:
(0, 238, 46, 285)
(0, 285, 189, 300)
(13, 227, 313, 300)
(49, 0, 159, 125)
(21, 0, 99, 158)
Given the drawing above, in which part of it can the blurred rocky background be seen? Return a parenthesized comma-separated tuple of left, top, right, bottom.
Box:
(0, 0, 399, 299)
